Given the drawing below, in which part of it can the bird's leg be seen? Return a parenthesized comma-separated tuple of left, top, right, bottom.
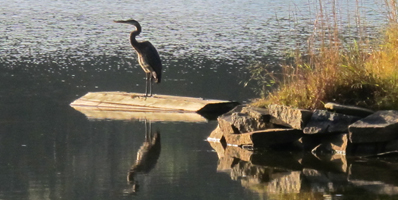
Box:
(149, 76, 153, 97)
(145, 73, 149, 97)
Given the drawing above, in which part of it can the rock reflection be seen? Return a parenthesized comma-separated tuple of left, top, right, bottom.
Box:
(209, 141, 398, 198)
(124, 121, 161, 195)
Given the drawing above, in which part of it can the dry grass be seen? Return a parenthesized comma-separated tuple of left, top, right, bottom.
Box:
(251, 0, 398, 110)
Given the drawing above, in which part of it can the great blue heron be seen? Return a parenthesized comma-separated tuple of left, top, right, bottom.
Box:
(114, 19, 162, 97)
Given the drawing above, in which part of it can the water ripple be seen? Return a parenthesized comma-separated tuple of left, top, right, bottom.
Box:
(0, 0, 387, 63)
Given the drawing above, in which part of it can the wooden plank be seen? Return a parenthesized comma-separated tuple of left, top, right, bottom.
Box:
(71, 106, 208, 122)
(70, 92, 239, 113)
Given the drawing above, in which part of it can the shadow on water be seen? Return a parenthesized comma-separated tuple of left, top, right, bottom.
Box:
(208, 141, 398, 199)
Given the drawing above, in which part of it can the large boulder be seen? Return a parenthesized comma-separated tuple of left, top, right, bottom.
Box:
(241, 106, 270, 126)
(267, 104, 313, 130)
(230, 112, 265, 133)
(217, 106, 276, 135)
(303, 110, 360, 134)
(348, 110, 398, 143)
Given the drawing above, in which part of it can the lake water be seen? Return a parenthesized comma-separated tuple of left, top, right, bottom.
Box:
(0, 0, 396, 199)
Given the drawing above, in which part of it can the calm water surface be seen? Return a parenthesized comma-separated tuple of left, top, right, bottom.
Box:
(0, 0, 396, 199)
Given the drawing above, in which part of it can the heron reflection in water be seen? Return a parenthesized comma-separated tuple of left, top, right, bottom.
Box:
(114, 19, 162, 97)
(124, 121, 161, 194)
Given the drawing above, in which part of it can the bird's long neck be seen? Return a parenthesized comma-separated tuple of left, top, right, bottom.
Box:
(129, 23, 142, 50)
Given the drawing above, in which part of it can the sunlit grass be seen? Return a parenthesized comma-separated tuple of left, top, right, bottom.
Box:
(250, 0, 398, 110)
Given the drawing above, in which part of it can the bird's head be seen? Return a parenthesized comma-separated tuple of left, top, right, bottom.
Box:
(114, 19, 140, 26)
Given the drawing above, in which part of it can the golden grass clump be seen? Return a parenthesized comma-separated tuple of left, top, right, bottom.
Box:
(251, 1, 398, 110)
(252, 43, 375, 109)
(364, 24, 398, 108)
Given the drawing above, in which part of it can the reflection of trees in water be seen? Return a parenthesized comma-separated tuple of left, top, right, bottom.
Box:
(209, 141, 398, 199)
(124, 121, 161, 194)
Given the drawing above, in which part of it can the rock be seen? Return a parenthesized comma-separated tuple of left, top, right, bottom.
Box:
(217, 114, 239, 134)
(324, 102, 374, 117)
(241, 106, 269, 122)
(267, 104, 312, 130)
(230, 112, 263, 133)
(216, 105, 296, 138)
(217, 106, 273, 134)
(240, 106, 281, 127)
(207, 125, 224, 142)
(348, 110, 398, 143)
(241, 106, 291, 129)
(224, 131, 253, 146)
(224, 128, 303, 147)
(216, 105, 248, 134)
(311, 133, 348, 154)
(303, 110, 360, 134)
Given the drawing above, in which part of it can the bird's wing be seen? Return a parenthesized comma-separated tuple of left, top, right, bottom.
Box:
(141, 42, 162, 82)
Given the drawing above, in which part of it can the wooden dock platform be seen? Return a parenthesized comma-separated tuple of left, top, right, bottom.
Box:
(70, 92, 239, 121)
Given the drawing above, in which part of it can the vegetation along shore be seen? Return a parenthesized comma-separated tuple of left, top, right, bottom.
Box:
(248, 0, 398, 110)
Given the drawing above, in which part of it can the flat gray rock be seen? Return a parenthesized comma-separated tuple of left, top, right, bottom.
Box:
(303, 110, 360, 134)
(267, 104, 313, 130)
(348, 110, 398, 143)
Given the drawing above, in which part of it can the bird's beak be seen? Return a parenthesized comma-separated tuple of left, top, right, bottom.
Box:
(114, 20, 127, 24)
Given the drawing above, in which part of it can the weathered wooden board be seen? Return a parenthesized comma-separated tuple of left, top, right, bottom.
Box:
(70, 91, 239, 114)
(71, 106, 208, 122)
